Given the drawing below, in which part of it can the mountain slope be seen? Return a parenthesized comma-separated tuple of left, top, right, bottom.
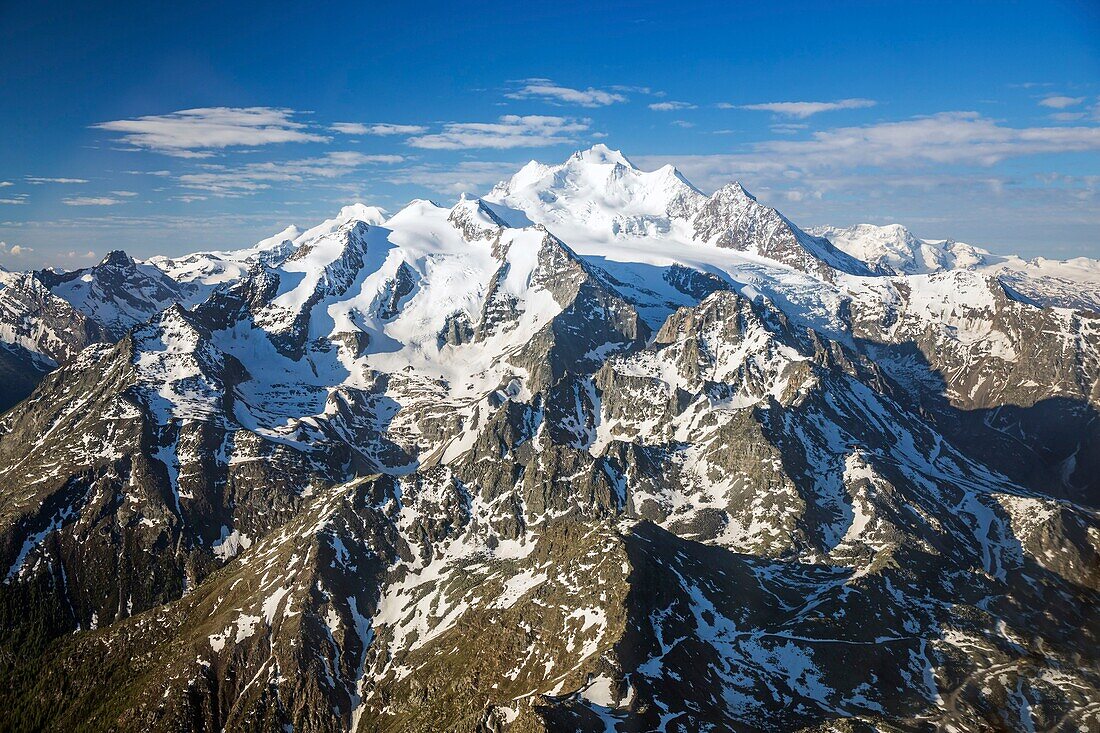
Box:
(0, 147, 1097, 733)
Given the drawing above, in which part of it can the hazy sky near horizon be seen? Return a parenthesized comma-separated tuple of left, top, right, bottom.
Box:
(1, 0, 1099, 268)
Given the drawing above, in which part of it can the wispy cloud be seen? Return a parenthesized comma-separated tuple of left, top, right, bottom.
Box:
(1038, 95, 1085, 109)
(770, 123, 809, 134)
(383, 160, 520, 195)
(179, 151, 404, 196)
(330, 122, 428, 136)
(92, 107, 328, 157)
(0, 193, 28, 205)
(26, 176, 89, 184)
(0, 181, 13, 187)
(407, 116, 590, 150)
(638, 112, 1100, 188)
(649, 101, 696, 111)
(63, 196, 127, 206)
(610, 85, 656, 95)
(671, 120, 695, 128)
(505, 79, 627, 107)
(727, 98, 877, 118)
(755, 112, 1100, 167)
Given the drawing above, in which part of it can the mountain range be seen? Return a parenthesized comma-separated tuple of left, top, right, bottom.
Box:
(0, 145, 1096, 732)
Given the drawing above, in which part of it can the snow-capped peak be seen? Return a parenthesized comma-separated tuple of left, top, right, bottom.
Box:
(486, 145, 706, 241)
(712, 181, 756, 203)
(570, 143, 636, 168)
(295, 203, 387, 244)
(336, 203, 388, 227)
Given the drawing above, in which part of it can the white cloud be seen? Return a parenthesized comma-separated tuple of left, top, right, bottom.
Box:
(505, 80, 626, 107)
(1039, 95, 1085, 109)
(26, 177, 89, 184)
(649, 101, 697, 111)
(757, 112, 1100, 167)
(637, 112, 1100, 190)
(111, 190, 139, 197)
(671, 120, 695, 128)
(331, 122, 428, 136)
(179, 151, 404, 195)
(0, 198, 26, 205)
(0, 241, 33, 255)
(732, 98, 877, 118)
(92, 107, 328, 157)
(63, 196, 126, 206)
(407, 115, 590, 150)
(0, 181, 12, 187)
(1049, 112, 1086, 122)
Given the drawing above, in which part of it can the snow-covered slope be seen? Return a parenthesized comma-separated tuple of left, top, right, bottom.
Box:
(147, 204, 390, 307)
(487, 144, 873, 278)
(813, 223, 1100, 311)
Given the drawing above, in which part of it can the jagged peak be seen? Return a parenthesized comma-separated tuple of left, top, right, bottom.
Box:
(98, 250, 136, 268)
(449, 195, 510, 240)
(711, 181, 757, 204)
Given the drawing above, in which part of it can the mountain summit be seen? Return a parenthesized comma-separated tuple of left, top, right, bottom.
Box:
(0, 148, 1096, 732)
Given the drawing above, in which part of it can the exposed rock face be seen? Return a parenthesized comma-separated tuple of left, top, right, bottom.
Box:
(692, 183, 873, 278)
(37, 249, 192, 339)
(0, 268, 106, 408)
(0, 148, 1097, 733)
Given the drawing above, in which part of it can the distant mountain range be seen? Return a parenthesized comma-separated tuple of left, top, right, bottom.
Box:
(810, 222, 1100, 312)
(0, 145, 1096, 732)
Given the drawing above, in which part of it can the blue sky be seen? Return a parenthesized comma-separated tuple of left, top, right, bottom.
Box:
(1, 0, 1098, 268)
